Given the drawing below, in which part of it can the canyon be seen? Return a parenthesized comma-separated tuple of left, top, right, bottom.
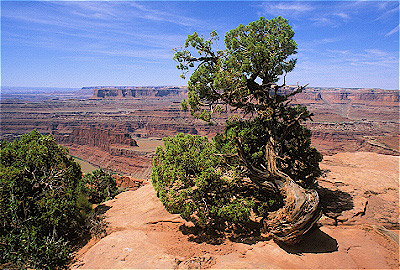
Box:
(1, 85, 398, 268)
(1, 86, 398, 178)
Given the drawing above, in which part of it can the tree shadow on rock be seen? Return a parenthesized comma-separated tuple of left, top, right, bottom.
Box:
(179, 221, 270, 245)
(179, 224, 226, 245)
(227, 221, 271, 245)
(318, 186, 354, 215)
(76, 205, 111, 246)
(94, 204, 112, 215)
(277, 226, 338, 255)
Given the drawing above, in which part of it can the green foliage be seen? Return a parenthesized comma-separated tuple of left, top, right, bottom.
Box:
(0, 130, 90, 269)
(156, 17, 323, 234)
(80, 169, 119, 204)
(152, 133, 280, 232)
(215, 112, 322, 188)
(173, 16, 322, 185)
(174, 16, 299, 121)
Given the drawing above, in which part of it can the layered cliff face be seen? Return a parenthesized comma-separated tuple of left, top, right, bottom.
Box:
(88, 85, 398, 105)
(89, 86, 187, 99)
(1, 86, 398, 178)
(352, 92, 399, 102)
(56, 127, 138, 151)
(302, 88, 400, 103)
(294, 91, 323, 101)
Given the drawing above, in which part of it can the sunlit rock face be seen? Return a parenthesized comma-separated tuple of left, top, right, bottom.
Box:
(88, 86, 187, 99)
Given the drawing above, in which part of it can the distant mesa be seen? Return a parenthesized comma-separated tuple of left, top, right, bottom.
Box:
(86, 86, 188, 99)
(280, 85, 399, 103)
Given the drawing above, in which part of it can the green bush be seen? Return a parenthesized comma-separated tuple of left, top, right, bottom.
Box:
(80, 169, 119, 204)
(152, 133, 279, 233)
(0, 131, 90, 269)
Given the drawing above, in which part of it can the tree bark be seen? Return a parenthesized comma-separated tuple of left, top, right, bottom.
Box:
(236, 136, 322, 245)
(264, 137, 321, 244)
(264, 178, 321, 245)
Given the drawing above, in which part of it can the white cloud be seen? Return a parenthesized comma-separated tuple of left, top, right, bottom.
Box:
(385, 25, 399, 37)
(326, 48, 397, 68)
(88, 48, 173, 60)
(327, 49, 350, 55)
(127, 2, 203, 28)
(319, 38, 341, 44)
(261, 2, 314, 17)
(2, 1, 195, 63)
(334, 12, 350, 19)
(364, 49, 388, 57)
(298, 38, 342, 50)
(310, 17, 337, 27)
(270, 3, 314, 12)
(375, 5, 399, 21)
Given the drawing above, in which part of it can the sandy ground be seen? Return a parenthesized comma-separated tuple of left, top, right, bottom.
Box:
(72, 152, 399, 269)
(73, 157, 99, 173)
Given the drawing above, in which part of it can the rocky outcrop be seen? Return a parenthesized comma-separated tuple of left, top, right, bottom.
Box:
(89, 86, 187, 99)
(295, 91, 323, 101)
(317, 89, 399, 103)
(276, 86, 399, 103)
(113, 175, 145, 189)
(67, 144, 153, 178)
(56, 127, 138, 151)
(1, 86, 398, 166)
(143, 123, 199, 137)
(308, 121, 399, 155)
(352, 91, 399, 102)
(72, 152, 399, 269)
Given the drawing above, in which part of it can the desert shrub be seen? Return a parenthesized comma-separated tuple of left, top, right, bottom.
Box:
(152, 133, 280, 233)
(0, 130, 91, 269)
(80, 169, 119, 204)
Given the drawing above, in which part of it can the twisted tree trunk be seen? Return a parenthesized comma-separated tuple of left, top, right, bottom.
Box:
(263, 137, 322, 245)
(236, 137, 322, 245)
(264, 179, 321, 244)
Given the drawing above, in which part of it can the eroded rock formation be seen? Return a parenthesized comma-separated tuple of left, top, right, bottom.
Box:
(56, 127, 138, 151)
(1, 86, 398, 179)
(113, 175, 144, 190)
(89, 86, 187, 99)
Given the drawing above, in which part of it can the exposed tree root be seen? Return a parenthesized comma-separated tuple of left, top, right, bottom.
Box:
(264, 180, 322, 245)
(235, 137, 322, 245)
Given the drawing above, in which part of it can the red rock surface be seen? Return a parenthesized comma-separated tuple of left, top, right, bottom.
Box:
(72, 152, 399, 269)
(56, 126, 138, 150)
(113, 175, 144, 190)
(318, 152, 399, 229)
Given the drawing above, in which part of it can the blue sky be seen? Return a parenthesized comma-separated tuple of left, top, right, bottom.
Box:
(1, 1, 399, 89)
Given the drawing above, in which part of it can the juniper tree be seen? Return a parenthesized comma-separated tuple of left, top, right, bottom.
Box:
(80, 169, 119, 204)
(0, 131, 89, 269)
(152, 17, 322, 244)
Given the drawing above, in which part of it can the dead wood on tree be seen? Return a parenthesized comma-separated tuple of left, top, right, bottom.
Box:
(235, 136, 322, 245)
(264, 180, 322, 244)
